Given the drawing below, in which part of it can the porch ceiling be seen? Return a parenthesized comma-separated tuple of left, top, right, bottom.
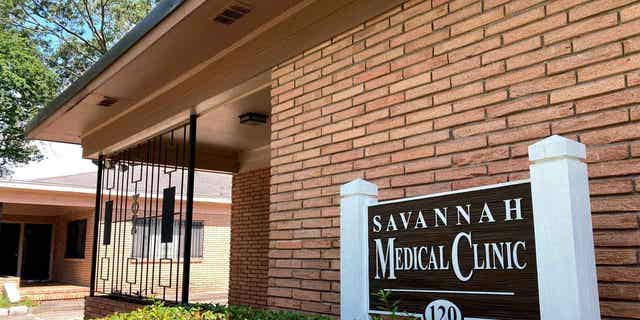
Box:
(26, 0, 404, 167)
(196, 86, 271, 153)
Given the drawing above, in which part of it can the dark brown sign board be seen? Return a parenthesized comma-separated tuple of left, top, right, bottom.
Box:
(368, 181, 539, 320)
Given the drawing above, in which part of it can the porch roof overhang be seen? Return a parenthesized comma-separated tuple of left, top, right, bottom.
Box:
(25, 0, 404, 172)
(0, 181, 230, 213)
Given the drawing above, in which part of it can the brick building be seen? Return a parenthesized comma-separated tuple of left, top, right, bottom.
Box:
(0, 172, 231, 303)
(25, 0, 640, 318)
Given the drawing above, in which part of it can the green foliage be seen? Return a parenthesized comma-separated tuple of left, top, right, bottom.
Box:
(101, 302, 334, 320)
(370, 289, 400, 320)
(0, 295, 10, 308)
(0, 0, 157, 174)
(1, 0, 159, 86)
(0, 29, 57, 176)
(0, 294, 37, 308)
(20, 297, 36, 308)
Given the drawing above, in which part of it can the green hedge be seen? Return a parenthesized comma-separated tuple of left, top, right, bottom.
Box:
(101, 303, 333, 320)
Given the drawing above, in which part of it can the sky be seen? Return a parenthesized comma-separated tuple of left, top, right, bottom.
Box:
(10, 141, 96, 181)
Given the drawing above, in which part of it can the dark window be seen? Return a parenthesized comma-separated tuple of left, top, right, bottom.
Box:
(65, 219, 87, 259)
(131, 219, 204, 259)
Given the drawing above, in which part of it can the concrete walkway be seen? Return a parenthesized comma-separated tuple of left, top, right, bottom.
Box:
(0, 300, 84, 320)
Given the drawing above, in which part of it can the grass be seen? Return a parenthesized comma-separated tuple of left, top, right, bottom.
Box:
(0, 295, 37, 308)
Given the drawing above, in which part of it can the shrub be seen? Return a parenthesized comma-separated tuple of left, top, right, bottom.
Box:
(102, 303, 334, 320)
(0, 295, 36, 308)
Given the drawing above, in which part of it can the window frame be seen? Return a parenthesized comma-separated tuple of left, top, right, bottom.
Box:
(131, 218, 204, 260)
(64, 219, 87, 259)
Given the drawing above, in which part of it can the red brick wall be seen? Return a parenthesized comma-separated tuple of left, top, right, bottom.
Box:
(84, 296, 147, 319)
(53, 210, 94, 286)
(268, 0, 640, 317)
(229, 168, 270, 308)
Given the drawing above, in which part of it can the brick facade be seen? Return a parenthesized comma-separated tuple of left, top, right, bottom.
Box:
(84, 296, 149, 319)
(53, 210, 94, 286)
(2, 204, 230, 299)
(229, 168, 270, 308)
(268, 0, 640, 317)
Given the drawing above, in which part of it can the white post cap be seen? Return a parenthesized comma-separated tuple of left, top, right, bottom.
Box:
(528, 135, 586, 162)
(340, 178, 378, 197)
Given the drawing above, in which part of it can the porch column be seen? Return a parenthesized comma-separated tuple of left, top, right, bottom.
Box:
(89, 155, 104, 297)
(181, 114, 198, 303)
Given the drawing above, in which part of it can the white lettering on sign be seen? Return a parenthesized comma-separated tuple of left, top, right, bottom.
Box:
(373, 198, 529, 282)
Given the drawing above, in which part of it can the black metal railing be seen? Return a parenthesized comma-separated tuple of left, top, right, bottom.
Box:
(90, 115, 197, 303)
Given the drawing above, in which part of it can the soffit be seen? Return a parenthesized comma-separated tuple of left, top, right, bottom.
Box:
(28, 0, 300, 144)
(28, 0, 405, 158)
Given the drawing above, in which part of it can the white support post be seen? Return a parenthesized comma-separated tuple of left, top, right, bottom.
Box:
(529, 135, 600, 319)
(340, 178, 378, 320)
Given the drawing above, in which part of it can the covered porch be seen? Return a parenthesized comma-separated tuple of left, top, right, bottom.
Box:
(23, 0, 404, 316)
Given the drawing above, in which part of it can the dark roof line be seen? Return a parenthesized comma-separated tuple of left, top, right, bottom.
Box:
(25, 0, 185, 135)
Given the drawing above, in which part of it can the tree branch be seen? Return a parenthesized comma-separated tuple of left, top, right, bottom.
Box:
(25, 0, 103, 53)
(99, 0, 106, 47)
(80, 0, 106, 52)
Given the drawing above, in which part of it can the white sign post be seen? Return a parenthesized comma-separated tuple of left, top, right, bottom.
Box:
(340, 178, 378, 320)
(529, 135, 600, 319)
(339, 135, 600, 319)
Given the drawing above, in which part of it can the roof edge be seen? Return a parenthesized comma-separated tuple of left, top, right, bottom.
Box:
(26, 0, 185, 137)
(0, 180, 231, 204)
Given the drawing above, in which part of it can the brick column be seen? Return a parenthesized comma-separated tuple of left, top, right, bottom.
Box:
(229, 168, 270, 308)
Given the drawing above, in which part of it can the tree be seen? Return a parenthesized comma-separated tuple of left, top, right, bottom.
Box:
(0, 29, 58, 176)
(0, 0, 158, 175)
(1, 0, 158, 87)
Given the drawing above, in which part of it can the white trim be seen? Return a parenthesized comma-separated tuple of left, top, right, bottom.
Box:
(0, 180, 230, 204)
(369, 310, 422, 318)
(372, 179, 530, 206)
(0, 181, 96, 194)
(384, 289, 514, 296)
(368, 310, 496, 320)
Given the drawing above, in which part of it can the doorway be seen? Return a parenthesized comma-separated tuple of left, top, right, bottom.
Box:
(0, 223, 21, 276)
(21, 224, 53, 281)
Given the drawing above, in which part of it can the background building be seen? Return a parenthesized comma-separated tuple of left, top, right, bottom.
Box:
(0, 171, 231, 303)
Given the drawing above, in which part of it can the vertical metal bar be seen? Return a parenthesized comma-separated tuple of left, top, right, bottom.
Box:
(181, 114, 197, 303)
(145, 139, 156, 294)
(95, 159, 105, 294)
(120, 153, 131, 293)
(176, 125, 187, 301)
(112, 154, 123, 293)
(152, 136, 163, 294)
(140, 142, 151, 296)
(90, 156, 104, 297)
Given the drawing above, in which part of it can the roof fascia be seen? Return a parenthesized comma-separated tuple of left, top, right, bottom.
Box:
(25, 0, 185, 136)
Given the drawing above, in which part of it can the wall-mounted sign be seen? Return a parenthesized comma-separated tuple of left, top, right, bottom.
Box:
(367, 182, 539, 319)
